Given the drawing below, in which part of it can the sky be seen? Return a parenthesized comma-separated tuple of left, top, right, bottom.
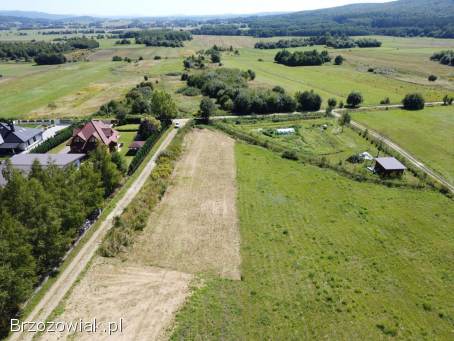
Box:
(0, 0, 393, 17)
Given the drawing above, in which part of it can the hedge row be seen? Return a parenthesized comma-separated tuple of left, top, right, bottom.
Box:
(127, 121, 171, 175)
(30, 125, 75, 153)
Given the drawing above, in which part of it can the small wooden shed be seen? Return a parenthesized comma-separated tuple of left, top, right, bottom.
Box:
(373, 157, 406, 177)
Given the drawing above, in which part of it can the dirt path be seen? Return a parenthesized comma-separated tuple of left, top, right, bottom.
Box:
(30, 128, 240, 341)
(10, 120, 188, 341)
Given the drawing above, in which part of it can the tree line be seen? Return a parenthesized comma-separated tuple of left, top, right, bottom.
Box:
(0, 146, 123, 338)
(274, 50, 331, 67)
(0, 37, 99, 65)
(255, 36, 382, 49)
(119, 29, 192, 47)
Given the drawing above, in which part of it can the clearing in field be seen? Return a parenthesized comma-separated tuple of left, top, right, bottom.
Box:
(171, 142, 454, 340)
(352, 106, 454, 184)
(41, 128, 240, 340)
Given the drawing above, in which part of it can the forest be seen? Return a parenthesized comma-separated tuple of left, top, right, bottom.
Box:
(0, 147, 123, 337)
(193, 0, 454, 38)
(0, 37, 99, 63)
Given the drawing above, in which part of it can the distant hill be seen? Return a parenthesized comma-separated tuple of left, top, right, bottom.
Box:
(0, 11, 73, 20)
(226, 0, 454, 38)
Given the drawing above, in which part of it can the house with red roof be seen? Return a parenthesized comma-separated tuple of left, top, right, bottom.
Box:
(69, 120, 120, 154)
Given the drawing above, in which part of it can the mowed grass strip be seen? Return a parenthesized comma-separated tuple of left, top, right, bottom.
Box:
(352, 106, 454, 184)
(171, 142, 454, 340)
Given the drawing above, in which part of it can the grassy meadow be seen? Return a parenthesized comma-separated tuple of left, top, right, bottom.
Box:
(171, 142, 454, 340)
(223, 36, 454, 106)
(352, 106, 454, 184)
(1, 34, 453, 118)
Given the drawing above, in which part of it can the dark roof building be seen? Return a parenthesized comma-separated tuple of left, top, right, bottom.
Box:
(69, 120, 119, 154)
(0, 122, 44, 154)
(0, 153, 85, 186)
(128, 140, 146, 151)
(374, 157, 406, 177)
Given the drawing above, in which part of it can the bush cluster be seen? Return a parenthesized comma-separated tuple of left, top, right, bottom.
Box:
(274, 49, 331, 66)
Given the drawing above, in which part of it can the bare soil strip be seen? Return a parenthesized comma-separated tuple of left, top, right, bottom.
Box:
(130, 129, 241, 280)
(34, 128, 240, 340)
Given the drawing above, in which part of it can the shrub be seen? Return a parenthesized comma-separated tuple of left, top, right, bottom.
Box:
(402, 93, 425, 110)
(334, 55, 344, 65)
(380, 97, 390, 105)
(296, 90, 322, 111)
(346, 91, 363, 108)
(428, 74, 438, 82)
(282, 150, 299, 160)
(177, 86, 201, 96)
(154, 55, 162, 60)
(112, 55, 122, 61)
(443, 95, 453, 105)
(34, 53, 66, 65)
(327, 98, 337, 108)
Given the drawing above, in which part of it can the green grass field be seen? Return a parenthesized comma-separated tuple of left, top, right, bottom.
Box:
(352, 106, 454, 184)
(223, 44, 454, 106)
(171, 142, 454, 340)
(1, 35, 453, 118)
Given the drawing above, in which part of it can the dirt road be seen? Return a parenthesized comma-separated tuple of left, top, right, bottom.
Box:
(9, 120, 188, 341)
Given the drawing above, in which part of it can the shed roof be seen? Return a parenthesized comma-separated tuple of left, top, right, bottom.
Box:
(128, 141, 146, 149)
(375, 157, 406, 170)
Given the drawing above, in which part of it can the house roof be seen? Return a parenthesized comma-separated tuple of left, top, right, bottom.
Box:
(0, 154, 85, 186)
(128, 141, 146, 149)
(10, 153, 85, 167)
(0, 122, 43, 144)
(375, 157, 406, 170)
(72, 120, 119, 149)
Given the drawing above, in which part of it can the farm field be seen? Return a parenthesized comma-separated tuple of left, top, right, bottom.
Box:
(42, 128, 241, 340)
(171, 142, 454, 340)
(352, 106, 454, 184)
